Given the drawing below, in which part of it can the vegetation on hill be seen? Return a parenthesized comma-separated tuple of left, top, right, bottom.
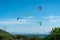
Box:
(0, 27, 60, 40)
(43, 27, 60, 40)
(0, 29, 15, 40)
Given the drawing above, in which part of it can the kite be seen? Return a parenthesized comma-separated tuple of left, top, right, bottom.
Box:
(37, 21, 42, 26)
(1, 25, 7, 30)
(5, 26, 6, 30)
(26, 13, 30, 17)
(17, 17, 20, 21)
(38, 6, 42, 10)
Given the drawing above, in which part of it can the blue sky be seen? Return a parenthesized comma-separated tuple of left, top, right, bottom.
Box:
(0, 0, 60, 34)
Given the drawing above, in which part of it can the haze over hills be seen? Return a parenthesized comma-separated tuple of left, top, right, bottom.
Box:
(0, 27, 60, 40)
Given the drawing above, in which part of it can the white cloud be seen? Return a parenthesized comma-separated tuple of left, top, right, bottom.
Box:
(0, 18, 33, 25)
(42, 15, 60, 27)
(0, 16, 56, 34)
(43, 15, 60, 22)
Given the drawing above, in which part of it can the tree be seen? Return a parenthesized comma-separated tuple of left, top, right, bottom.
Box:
(46, 27, 60, 40)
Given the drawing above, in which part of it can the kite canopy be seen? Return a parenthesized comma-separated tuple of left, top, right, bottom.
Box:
(26, 13, 30, 17)
(37, 21, 42, 26)
(17, 17, 20, 21)
(38, 6, 42, 10)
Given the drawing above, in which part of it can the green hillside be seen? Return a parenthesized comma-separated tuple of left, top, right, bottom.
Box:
(0, 29, 15, 40)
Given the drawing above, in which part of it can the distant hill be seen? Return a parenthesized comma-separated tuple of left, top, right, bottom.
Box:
(0, 29, 15, 40)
